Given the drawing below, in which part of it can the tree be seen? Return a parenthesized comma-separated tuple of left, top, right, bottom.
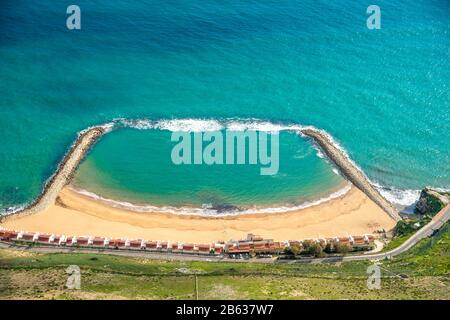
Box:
(335, 242, 351, 255)
(301, 240, 314, 252)
(310, 243, 325, 258)
(324, 242, 335, 254)
(284, 244, 302, 256)
(394, 220, 416, 236)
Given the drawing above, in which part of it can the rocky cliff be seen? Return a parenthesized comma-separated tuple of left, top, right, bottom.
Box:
(415, 188, 449, 215)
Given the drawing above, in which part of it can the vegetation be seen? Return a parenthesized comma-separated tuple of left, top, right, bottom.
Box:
(415, 188, 447, 216)
(335, 243, 352, 255)
(284, 240, 353, 258)
(1, 222, 447, 300)
(382, 215, 433, 253)
(283, 244, 302, 256)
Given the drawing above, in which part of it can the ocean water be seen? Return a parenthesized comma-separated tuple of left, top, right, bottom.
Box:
(0, 0, 449, 213)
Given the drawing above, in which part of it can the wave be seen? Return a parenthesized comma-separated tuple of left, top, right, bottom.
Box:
(373, 184, 450, 208)
(70, 184, 352, 216)
(373, 184, 421, 207)
(112, 117, 304, 132)
(0, 205, 26, 216)
(113, 117, 362, 168)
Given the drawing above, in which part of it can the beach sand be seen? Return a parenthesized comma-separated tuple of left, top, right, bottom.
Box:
(1, 185, 396, 243)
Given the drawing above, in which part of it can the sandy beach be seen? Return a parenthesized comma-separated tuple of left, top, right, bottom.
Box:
(0, 126, 399, 243)
(1, 185, 396, 243)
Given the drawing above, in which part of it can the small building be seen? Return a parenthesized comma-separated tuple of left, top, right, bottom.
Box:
(37, 234, 51, 243)
(197, 244, 211, 254)
(182, 243, 194, 253)
(129, 239, 142, 249)
(146, 241, 157, 250)
(76, 237, 89, 246)
(92, 237, 105, 247)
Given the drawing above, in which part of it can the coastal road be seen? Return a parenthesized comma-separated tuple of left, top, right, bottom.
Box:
(1, 205, 448, 264)
(281, 204, 450, 264)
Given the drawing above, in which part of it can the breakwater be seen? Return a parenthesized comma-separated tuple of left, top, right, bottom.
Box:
(300, 128, 400, 221)
(1, 120, 401, 222)
(1, 126, 107, 222)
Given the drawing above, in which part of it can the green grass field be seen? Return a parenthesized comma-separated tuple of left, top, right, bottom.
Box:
(0, 223, 448, 300)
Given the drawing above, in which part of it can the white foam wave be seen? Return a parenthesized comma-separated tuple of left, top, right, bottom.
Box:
(155, 119, 223, 132)
(80, 122, 115, 134)
(70, 184, 352, 217)
(2, 117, 444, 216)
(373, 183, 421, 206)
(71, 118, 429, 211)
(115, 118, 155, 130)
(430, 187, 450, 193)
(225, 120, 302, 132)
(114, 118, 305, 133)
(0, 205, 26, 216)
(238, 184, 352, 214)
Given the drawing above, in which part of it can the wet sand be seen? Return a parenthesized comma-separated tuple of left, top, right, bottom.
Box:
(1, 186, 396, 243)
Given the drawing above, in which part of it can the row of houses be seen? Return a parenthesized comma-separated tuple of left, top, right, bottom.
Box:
(0, 229, 224, 255)
(0, 229, 375, 256)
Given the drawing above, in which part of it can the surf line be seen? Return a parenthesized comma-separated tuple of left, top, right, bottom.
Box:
(0, 119, 400, 221)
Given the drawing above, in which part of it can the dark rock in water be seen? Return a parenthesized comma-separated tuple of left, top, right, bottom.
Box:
(415, 188, 448, 215)
(210, 204, 240, 214)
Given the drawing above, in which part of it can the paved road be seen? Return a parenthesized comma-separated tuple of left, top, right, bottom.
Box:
(0, 241, 275, 264)
(280, 204, 450, 264)
(1, 205, 448, 264)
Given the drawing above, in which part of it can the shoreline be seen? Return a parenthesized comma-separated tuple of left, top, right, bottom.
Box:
(300, 128, 401, 221)
(0, 119, 401, 243)
(0, 126, 108, 221)
(1, 186, 396, 243)
(1, 119, 401, 222)
(67, 182, 352, 217)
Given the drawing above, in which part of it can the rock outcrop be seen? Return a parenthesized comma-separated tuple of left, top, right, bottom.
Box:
(415, 188, 449, 215)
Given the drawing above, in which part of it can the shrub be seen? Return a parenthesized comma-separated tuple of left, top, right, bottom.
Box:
(335, 243, 351, 255)
(394, 220, 416, 237)
(283, 244, 302, 256)
(307, 242, 325, 258)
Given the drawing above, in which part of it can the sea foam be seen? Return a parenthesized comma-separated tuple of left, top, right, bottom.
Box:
(97, 117, 439, 211)
(70, 183, 352, 216)
(2, 117, 444, 217)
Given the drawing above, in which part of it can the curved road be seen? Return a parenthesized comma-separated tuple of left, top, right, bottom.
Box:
(281, 204, 450, 264)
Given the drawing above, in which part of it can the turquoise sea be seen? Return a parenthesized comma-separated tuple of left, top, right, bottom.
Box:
(0, 1, 449, 214)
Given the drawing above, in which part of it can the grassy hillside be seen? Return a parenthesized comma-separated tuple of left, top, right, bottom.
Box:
(0, 223, 448, 300)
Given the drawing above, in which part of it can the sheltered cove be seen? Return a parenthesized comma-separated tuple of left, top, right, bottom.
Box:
(1, 122, 401, 223)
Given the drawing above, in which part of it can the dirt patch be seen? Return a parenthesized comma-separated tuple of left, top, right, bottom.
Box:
(204, 284, 244, 300)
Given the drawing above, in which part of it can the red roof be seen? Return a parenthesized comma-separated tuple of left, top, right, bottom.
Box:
(198, 245, 210, 252)
(22, 233, 34, 240)
(92, 237, 104, 244)
(37, 234, 50, 241)
(130, 240, 141, 247)
(146, 242, 157, 248)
